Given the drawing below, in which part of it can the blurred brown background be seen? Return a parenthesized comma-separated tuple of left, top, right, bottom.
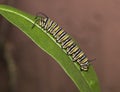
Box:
(0, 0, 120, 92)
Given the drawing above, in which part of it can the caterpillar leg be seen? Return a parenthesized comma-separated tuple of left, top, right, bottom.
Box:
(32, 17, 41, 29)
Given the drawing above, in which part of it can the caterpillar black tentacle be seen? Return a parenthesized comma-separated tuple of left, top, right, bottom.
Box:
(33, 12, 90, 71)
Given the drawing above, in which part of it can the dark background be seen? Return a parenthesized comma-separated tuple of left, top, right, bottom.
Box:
(0, 0, 120, 92)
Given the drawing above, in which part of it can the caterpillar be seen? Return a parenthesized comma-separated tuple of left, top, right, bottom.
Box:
(33, 12, 90, 71)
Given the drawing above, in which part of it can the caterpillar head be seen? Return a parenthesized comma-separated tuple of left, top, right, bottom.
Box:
(80, 61, 90, 71)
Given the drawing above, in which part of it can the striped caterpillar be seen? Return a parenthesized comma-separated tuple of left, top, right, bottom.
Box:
(32, 12, 90, 71)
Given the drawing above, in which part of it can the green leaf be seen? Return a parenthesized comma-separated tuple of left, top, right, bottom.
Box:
(0, 5, 101, 92)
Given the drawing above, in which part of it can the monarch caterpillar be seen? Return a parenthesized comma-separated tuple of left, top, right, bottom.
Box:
(33, 12, 90, 71)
